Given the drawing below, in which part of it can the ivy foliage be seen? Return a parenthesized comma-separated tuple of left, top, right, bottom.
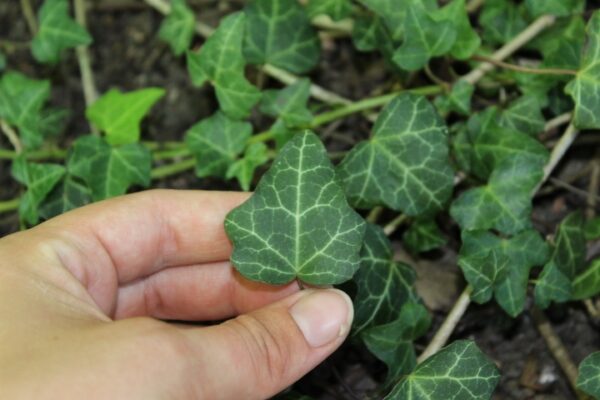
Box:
(158, 0, 196, 56)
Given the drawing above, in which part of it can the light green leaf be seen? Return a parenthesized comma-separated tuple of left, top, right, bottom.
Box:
(244, 0, 321, 74)
(187, 12, 261, 119)
(585, 216, 600, 240)
(438, 0, 481, 60)
(434, 80, 474, 116)
(38, 175, 92, 220)
(226, 142, 270, 191)
(525, 0, 585, 18)
(11, 157, 66, 225)
(337, 93, 454, 216)
(86, 88, 165, 146)
(306, 0, 352, 21)
(450, 155, 545, 235)
(577, 352, 600, 399)
(185, 111, 252, 179)
(384, 340, 500, 400)
(480, 0, 527, 46)
(403, 219, 447, 254)
(565, 11, 600, 130)
(353, 224, 420, 334)
(498, 96, 546, 137)
(31, 0, 92, 64)
(67, 135, 151, 201)
(225, 132, 366, 285)
(260, 79, 313, 128)
(573, 258, 600, 300)
(158, 0, 195, 56)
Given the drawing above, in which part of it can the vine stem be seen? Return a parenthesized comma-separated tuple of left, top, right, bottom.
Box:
(535, 123, 579, 194)
(20, 0, 38, 36)
(0, 198, 20, 214)
(383, 214, 408, 236)
(74, 0, 100, 114)
(1, 120, 23, 153)
(470, 55, 577, 76)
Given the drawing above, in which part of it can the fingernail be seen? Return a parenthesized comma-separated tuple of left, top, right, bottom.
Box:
(289, 289, 354, 348)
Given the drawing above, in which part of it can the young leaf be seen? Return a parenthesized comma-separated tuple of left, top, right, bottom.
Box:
(158, 0, 195, 56)
(11, 157, 66, 225)
(226, 143, 270, 191)
(337, 93, 454, 216)
(306, 0, 352, 21)
(525, 0, 585, 18)
(244, 0, 321, 74)
(67, 135, 151, 201)
(353, 224, 420, 334)
(31, 0, 92, 64)
(403, 219, 447, 254)
(260, 79, 313, 128)
(565, 11, 600, 130)
(384, 340, 500, 400)
(437, 0, 481, 60)
(572, 258, 600, 300)
(38, 175, 92, 220)
(577, 352, 600, 398)
(185, 112, 253, 179)
(225, 131, 366, 285)
(187, 12, 261, 119)
(434, 80, 474, 116)
(479, 0, 527, 46)
(498, 96, 546, 137)
(86, 88, 165, 146)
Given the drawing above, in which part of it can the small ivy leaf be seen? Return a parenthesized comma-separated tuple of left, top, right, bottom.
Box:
(270, 119, 301, 150)
(498, 96, 546, 137)
(434, 80, 474, 116)
(573, 258, 600, 300)
(479, 0, 527, 46)
(403, 219, 447, 254)
(361, 302, 431, 386)
(461, 250, 510, 304)
(185, 111, 253, 179)
(392, 1, 457, 71)
(437, 0, 481, 60)
(305, 0, 353, 21)
(38, 175, 92, 220)
(384, 340, 500, 400)
(535, 260, 572, 309)
(31, 0, 92, 64)
(0, 72, 51, 149)
(450, 155, 544, 235)
(225, 131, 366, 285)
(351, 15, 383, 52)
(86, 88, 165, 146)
(353, 224, 420, 334)
(578, 352, 600, 399)
(226, 142, 270, 191)
(187, 12, 261, 119)
(67, 135, 151, 201)
(525, 0, 585, 18)
(158, 0, 195, 56)
(11, 157, 66, 225)
(566, 11, 600, 130)
(585, 216, 600, 240)
(260, 79, 313, 128)
(244, 0, 321, 74)
(337, 93, 454, 217)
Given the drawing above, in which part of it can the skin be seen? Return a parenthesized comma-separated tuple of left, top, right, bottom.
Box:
(0, 190, 351, 399)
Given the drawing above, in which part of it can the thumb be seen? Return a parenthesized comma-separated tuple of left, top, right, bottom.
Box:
(181, 289, 353, 399)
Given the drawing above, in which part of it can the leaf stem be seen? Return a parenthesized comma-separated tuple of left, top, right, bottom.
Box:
(74, 0, 100, 117)
(470, 55, 577, 76)
(150, 158, 196, 179)
(0, 120, 23, 154)
(0, 198, 20, 214)
(383, 214, 408, 236)
(535, 122, 579, 194)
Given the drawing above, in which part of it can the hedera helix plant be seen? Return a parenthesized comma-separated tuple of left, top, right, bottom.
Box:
(2, 0, 600, 398)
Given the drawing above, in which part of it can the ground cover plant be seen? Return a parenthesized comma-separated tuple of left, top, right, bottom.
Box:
(1, 0, 600, 398)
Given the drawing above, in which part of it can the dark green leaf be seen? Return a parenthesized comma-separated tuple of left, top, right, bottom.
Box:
(226, 142, 270, 191)
(535, 260, 572, 308)
(585, 216, 600, 240)
(479, 0, 527, 46)
(306, 0, 352, 21)
(573, 258, 600, 300)
(578, 352, 600, 399)
(498, 96, 546, 137)
(38, 175, 92, 220)
(403, 219, 447, 254)
(525, 0, 585, 18)
(158, 0, 195, 56)
(260, 79, 313, 128)
(435, 81, 474, 116)
(437, 0, 481, 60)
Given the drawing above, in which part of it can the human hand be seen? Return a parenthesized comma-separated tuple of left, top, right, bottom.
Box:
(0, 190, 353, 399)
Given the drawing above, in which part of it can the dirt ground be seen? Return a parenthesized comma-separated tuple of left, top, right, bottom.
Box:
(1, 1, 600, 399)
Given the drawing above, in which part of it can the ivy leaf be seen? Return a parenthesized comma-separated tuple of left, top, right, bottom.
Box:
(260, 79, 313, 128)
(86, 88, 165, 146)
(306, 0, 353, 21)
(498, 96, 546, 137)
(479, 0, 527, 46)
(337, 93, 454, 217)
(525, 0, 585, 18)
(565, 11, 600, 130)
(67, 135, 151, 201)
(578, 352, 600, 399)
(225, 131, 366, 285)
(0, 51, 6, 71)
(244, 0, 321, 74)
(11, 157, 66, 225)
(450, 155, 545, 235)
(226, 142, 270, 191)
(535, 261, 572, 308)
(187, 12, 261, 119)
(573, 258, 600, 300)
(361, 302, 431, 386)
(353, 224, 420, 334)
(437, 0, 481, 60)
(31, 0, 92, 64)
(434, 80, 474, 116)
(384, 340, 500, 400)
(38, 175, 92, 220)
(158, 0, 195, 56)
(185, 112, 253, 179)
(585, 216, 600, 240)
(403, 219, 447, 254)
(0, 72, 51, 149)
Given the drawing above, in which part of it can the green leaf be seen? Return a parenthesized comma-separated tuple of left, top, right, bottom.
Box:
(185, 111, 253, 179)
(361, 302, 431, 386)
(260, 79, 313, 128)
(577, 352, 600, 399)
(585, 216, 600, 240)
(434, 80, 474, 116)
(38, 175, 92, 220)
(353, 224, 420, 334)
(187, 12, 261, 119)
(158, 0, 195, 56)
(573, 258, 600, 300)
(479, 0, 527, 46)
(0, 72, 51, 149)
(337, 93, 454, 216)
(31, 0, 92, 64)
(384, 340, 500, 400)
(565, 11, 600, 130)
(226, 142, 270, 191)
(306, 0, 352, 21)
(0, 51, 6, 71)
(450, 155, 545, 235)
(437, 0, 481, 60)
(403, 219, 447, 254)
(86, 88, 165, 146)
(225, 131, 366, 285)
(525, 0, 585, 18)
(11, 157, 66, 225)
(498, 96, 546, 137)
(244, 0, 321, 74)
(67, 135, 151, 201)
(535, 260, 572, 308)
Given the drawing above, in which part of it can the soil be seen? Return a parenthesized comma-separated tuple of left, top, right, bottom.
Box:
(1, 1, 600, 399)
